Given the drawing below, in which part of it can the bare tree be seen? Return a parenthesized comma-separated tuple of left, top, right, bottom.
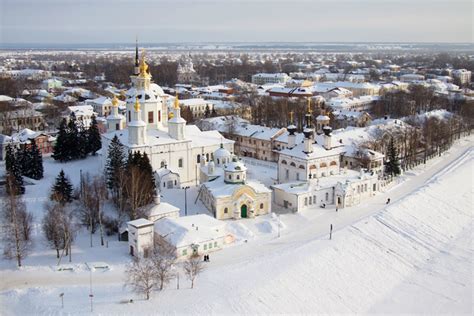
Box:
(125, 257, 159, 300)
(183, 253, 205, 289)
(42, 201, 75, 261)
(124, 166, 154, 220)
(2, 175, 33, 267)
(150, 236, 177, 291)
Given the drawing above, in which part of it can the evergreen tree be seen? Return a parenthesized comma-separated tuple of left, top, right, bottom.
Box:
(51, 170, 73, 205)
(16, 145, 28, 176)
(77, 120, 89, 159)
(211, 107, 217, 117)
(6, 153, 25, 196)
(204, 104, 211, 118)
(126, 151, 155, 206)
(5, 144, 15, 172)
(105, 135, 125, 191)
(385, 137, 401, 176)
(26, 140, 44, 180)
(52, 118, 69, 162)
(66, 113, 80, 160)
(87, 115, 102, 156)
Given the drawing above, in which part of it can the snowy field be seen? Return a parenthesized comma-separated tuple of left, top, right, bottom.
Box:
(0, 137, 472, 315)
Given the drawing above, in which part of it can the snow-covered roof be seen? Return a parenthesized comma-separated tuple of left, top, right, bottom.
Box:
(127, 218, 154, 228)
(154, 214, 228, 248)
(203, 174, 271, 198)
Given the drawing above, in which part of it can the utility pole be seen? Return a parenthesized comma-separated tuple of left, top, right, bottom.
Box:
(59, 293, 64, 308)
(184, 186, 190, 216)
(277, 214, 281, 238)
(89, 269, 94, 312)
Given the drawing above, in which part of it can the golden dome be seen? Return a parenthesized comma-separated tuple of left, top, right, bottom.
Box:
(139, 49, 151, 78)
(112, 95, 119, 107)
(174, 93, 180, 109)
(134, 97, 140, 112)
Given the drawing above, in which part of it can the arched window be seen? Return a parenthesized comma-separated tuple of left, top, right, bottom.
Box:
(260, 203, 264, 209)
(320, 162, 327, 168)
(178, 158, 183, 168)
(281, 160, 287, 165)
(228, 175, 232, 180)
(330, 161, 337, 166)
(206, 153, 209, 161)
(224, 207, 228, 214)
(217, 158, 220, 165)
(299, 165, 305, 169)
(160, 160, 166, 168)
(309, 164, 317, 170)
(290, 162, 296, 167)
(236, 175, 240, 180)
(197, 154, 201, 163)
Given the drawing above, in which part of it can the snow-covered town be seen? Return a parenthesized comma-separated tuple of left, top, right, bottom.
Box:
(0, 1, 473, 315)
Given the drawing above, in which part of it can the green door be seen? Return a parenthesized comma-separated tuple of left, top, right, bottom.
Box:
(241, 204, 248, 218)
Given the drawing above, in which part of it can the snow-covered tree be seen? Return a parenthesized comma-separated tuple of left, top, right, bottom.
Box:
(105, 135, 126, 197)
(183, 254, 205, 289)
(125, 257, 159, 300)
(25, 140, 44, 180)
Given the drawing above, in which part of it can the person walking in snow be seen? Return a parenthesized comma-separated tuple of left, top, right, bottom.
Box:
(386, 198, 391, 204)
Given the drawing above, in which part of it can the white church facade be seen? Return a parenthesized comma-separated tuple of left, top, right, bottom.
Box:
(102, 49, 233, 187)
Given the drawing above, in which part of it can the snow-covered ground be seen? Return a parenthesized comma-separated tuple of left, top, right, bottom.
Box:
(0, 137, 472, 315)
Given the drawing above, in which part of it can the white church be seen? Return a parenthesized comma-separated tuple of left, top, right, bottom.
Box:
(102, 48, 233, 187)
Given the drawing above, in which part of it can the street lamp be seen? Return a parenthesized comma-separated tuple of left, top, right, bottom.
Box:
(184, 186, 190, 216)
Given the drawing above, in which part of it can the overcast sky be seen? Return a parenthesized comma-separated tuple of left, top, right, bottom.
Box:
(1, 0, 472, 44)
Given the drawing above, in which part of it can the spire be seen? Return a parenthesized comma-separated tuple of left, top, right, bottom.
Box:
(305, 97, 313, 128)
(135, 37, 139, 67)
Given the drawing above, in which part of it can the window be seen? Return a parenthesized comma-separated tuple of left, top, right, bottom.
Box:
(128, 111, 131, 122)
(320, 162, 327, 168)
(206, 153, 209, 161)
(228, 175, 232, 180)
(178, 158, 183, 168)
(224, 207, 228, 214)
(182, 249, 187, 256)
(197, 155, 201, 163)
(203, 244, 207, 250)
(158, 110, 161, 122)
(214, 242, 217, 247)
(285, 169, 289, 179)
(174, 180, 177, 185)
(325, 192, 329, 201)
(217, 158, 220, 165)
(148, 111, 154, 123)
(161, 160, 166, 168)
(364, 184, 367, 192)
(290, 162, 296, 167)
(209, 243, 212, 249)
(282, 160, 287, 165)
(236, 175, 240, 180)
(299, 165, 305, 169)
(313, 196, 316, 204)
(309, 197, 312, 205)
(296, 173, 300, 181)
(260, 203, 264, 209)
(330, 161, 337, 166)
(163, 182, 166, 188)
(304, 197, 308, 206)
